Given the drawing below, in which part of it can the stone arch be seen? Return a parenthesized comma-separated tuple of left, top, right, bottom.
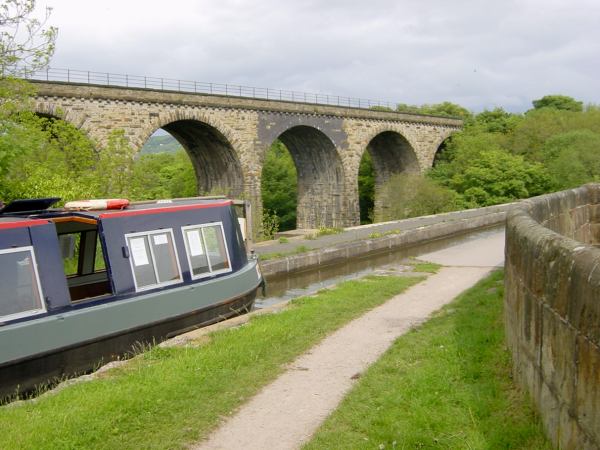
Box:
(432, 131, 456, 167)
(361, 129, 420, 222)
(32, 101, 88, 130)
(140, 112, 244, 197)
(264, 125, 345, 229)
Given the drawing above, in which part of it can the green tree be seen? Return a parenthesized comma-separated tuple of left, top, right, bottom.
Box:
(508, 107, 600, 162)
(432, 145, 552, 207)
(395, 103, 422, 115)
(1, 0, 58, 191)
(0, 0, 57, 76)
(419, 101, 472, 119)
(473, 108, 521, 134)
(261, 140, 297, 231)
(96, 129, 136, 198)
(129, 150, 197, 200)
(396, 101, 471, 119)
(379, 173, 462, 221)
(540, 130, 600, 189)
(531, 95, 583, 112)
(358, 151, 374, 224)
(369, 105, 394, 112)
(0, 113, 98, 202)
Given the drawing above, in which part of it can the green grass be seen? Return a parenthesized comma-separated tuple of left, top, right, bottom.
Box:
(0, 275, 423, 449)
(259, 244, 312, 261)
(304, 270, 551, 450)
(409, 258, 442, 273)
(315, 226, 344, 237)
(369, 228, 402, 239)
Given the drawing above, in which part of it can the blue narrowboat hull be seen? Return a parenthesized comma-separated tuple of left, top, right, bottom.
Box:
(0, 259, 262, 400)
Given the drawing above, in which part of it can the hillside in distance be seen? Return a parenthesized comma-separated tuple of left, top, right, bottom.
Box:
(141, 134, 183, 154)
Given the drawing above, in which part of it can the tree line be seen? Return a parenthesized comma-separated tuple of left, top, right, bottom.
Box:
(379, 95, 600, 222)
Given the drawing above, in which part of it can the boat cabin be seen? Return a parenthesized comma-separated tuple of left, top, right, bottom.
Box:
(0, 197, 249, 325)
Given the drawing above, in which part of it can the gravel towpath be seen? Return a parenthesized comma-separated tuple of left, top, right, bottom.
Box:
(193, 231, 505, 450)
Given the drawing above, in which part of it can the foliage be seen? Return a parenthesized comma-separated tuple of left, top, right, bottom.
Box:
(369, 105, 393, 112)
(260, 208, 279, 241)
(261, 140, 297, 231)
(358, 150, 374, 224)
(315, 226, 343, 237)
(509, 107, 600, 161)
(258, 244, 313, 261)
(0, 76, 34, 119)
(0, 0, 57, 76)
(540, 130, 600, 189)
(532, 94, 583, 112)
(96, 129, 137, 198)
(408, 259, 441, 273)
(396, 101, 472, 119)
(0, 113, 98, 202)
(379, 173, 462, 221)
(129, 150, 196, 200)
(471, 107, 522, 133)
(419, 101, 472, 119)
(431, 141, 552, 207)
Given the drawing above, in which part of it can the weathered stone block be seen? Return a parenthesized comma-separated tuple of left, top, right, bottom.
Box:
(540, 307, 577, 407)
(575, 336, 600, 446)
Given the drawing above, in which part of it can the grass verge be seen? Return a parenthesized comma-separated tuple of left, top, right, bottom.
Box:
(408, 258, 441, 273)
(0, 275, 423, 449)
(259, 244, 312, 261)
(304, 270, 551, 450)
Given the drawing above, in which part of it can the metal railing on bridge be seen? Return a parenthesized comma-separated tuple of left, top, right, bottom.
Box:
(18, 67, 398, 111)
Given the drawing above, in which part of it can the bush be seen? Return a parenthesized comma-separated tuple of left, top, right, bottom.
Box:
(378, 173, 462, 221)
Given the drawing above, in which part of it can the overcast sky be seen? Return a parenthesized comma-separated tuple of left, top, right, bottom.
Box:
(41, 0, 600, 112)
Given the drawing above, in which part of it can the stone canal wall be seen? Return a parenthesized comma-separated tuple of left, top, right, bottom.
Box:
(505, 184, 600, 450)
(260, 202, 513, 277)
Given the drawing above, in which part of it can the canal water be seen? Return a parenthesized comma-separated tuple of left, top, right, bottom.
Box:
(255, 225, 504, 309)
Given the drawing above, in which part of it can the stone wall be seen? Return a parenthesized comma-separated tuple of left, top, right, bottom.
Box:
(504, 184, 600, 450)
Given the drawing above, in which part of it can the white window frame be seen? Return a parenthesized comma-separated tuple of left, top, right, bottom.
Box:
(181, 222, 232, 280)
(125, 228, 183, 292)
(0, 246, 46, 321)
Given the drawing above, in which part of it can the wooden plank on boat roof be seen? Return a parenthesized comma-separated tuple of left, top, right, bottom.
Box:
(50, 216, 98, 225)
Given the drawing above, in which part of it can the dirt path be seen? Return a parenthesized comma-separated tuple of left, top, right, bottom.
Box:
(193, 232, 504, 450)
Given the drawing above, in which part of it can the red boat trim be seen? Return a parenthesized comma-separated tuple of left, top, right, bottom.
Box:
(98, 200, 233, 219)
(0, 219, 49, 230)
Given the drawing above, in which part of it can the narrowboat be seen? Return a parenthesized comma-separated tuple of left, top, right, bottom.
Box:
(0, 197, 263, 400)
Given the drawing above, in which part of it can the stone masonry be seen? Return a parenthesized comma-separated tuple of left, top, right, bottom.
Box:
(30, 81, 461, 231)
(505, 184, 600, 450)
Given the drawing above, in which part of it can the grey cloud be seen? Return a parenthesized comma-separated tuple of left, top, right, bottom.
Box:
(47, 0, 600, 111)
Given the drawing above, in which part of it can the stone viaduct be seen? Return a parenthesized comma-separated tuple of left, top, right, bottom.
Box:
(29, 81, 462, 231)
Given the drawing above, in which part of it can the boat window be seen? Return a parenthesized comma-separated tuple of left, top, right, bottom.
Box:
(125, 229, 182, 291)
(60, 233, 81, 275)
(59, 231, 106, 276)
(182, 223, 232, 280)
(0, 246, 45, 321)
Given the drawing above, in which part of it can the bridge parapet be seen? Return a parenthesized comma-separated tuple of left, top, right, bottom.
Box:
(505, 184, 600, 449)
